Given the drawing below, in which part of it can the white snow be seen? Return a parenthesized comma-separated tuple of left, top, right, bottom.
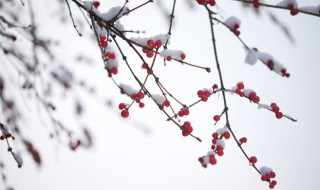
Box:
(105, 58, 119, 69)
(159, 49, 184, 60)
(94, 22, 108, 37)
(216, 139, 225, 149)
(224, 16, 241, 29)
(276, 0, 298, 8)
(119, 83, 137, 96)
(152, 94, 166, 105)
(245, 48, 259, 65)
(100, 6, 129, 21)
(130, 34, 170, 46)
(299, 6, 320, 15)
(12, 152, 23, 168)
(216, 126, 228, 135)
(260, 166, 272, 175)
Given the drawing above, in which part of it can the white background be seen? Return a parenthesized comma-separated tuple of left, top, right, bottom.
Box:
(1, 0, 320, 190)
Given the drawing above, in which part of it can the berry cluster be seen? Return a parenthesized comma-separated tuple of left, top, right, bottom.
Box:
(260, 166, 278, 189)
(196, 0, 216, 6)
(99, 35, 107, 48)
(181, 121, 193, 136)
(198, 127, 229, 168)
(270, 103, 283, 119)
(225, 16, 241, 36)
(234, 82, 260, 103)
(197, 88, 211, 102)
(159, 49, 186, 62)
(142, 39, 162, 58)
(0, 132, 12, 141)
(178, 108, 190, 117)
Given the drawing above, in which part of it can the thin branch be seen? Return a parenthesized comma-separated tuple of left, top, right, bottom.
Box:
(65, 0, 83, 36)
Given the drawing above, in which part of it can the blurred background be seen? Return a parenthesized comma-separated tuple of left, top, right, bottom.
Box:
(1, 0, 320, 190)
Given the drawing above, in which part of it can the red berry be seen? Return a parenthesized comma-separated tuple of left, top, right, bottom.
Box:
(272, 106, 280, 113)
(93, 1, 100, 8)
(269, 171, 276, 178)
(235, 88, 241, 95)
(252, 96, 260, 103)
(240, 137, 247, 143)
(249, 91, 257, 100)
(276, 112, 283, 119)
(100, 40, 107, 47)
(139, 102, 145, 108)
(121, 110, 129, 118)
(109, 53, 116, 60)
(267, 60, 274, 69)
(261, 175, 267, 181)
(239, 92, 245, 97)
(237, 82, 244, 89)
(203, 90, 211, 97)
(182, 108, 189, 116)
(213, 115, 220, 122)
(217, 150, 224, 156)
(285, 73, 290, 78)
(182, 130, 189, 136)
(185, 125, 193, 133)
(212, 84, 218, 89)
(99, 35, 106, 41)
(269, 184, 275, 189)
(233, 24, 240, 30)
(212, 132, 219, 139)
(163, 100, 170, 107)
(197, 90, 204, 97)
(142, 47, 148, 53)
(137, 91, 145, 99)
(0, 136, 4, 140)
(180, 53, 186, 60)
(223, 131, 230, 139)
(216, 145, 223, 151)
(146, 51, 154, 58)
(111, 67, 118, 75)
(271, 180, 277, 186)
(249, 156, 257, 164)
(290, 9, 299, 16)
(155, 40, 162, 47)
(183, 121, 191, 127)
(5, 133, 11, 138)
(166, 56, 172, 61)
(281, 68, 287, 75)
(178, 111, 184, 117)
(234, 30, 240, 36)
(253, 1, 260, 8)
(118, 103, 126, 110)
(209, 155, 217, 165)
(131, 93, 136, 99)
(142, 63, 148, 69)
(147, 39, 154, 47)
(197, 0, 206, 5)
(201, 96, 208, 102)
(208, 0, 216, 6)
